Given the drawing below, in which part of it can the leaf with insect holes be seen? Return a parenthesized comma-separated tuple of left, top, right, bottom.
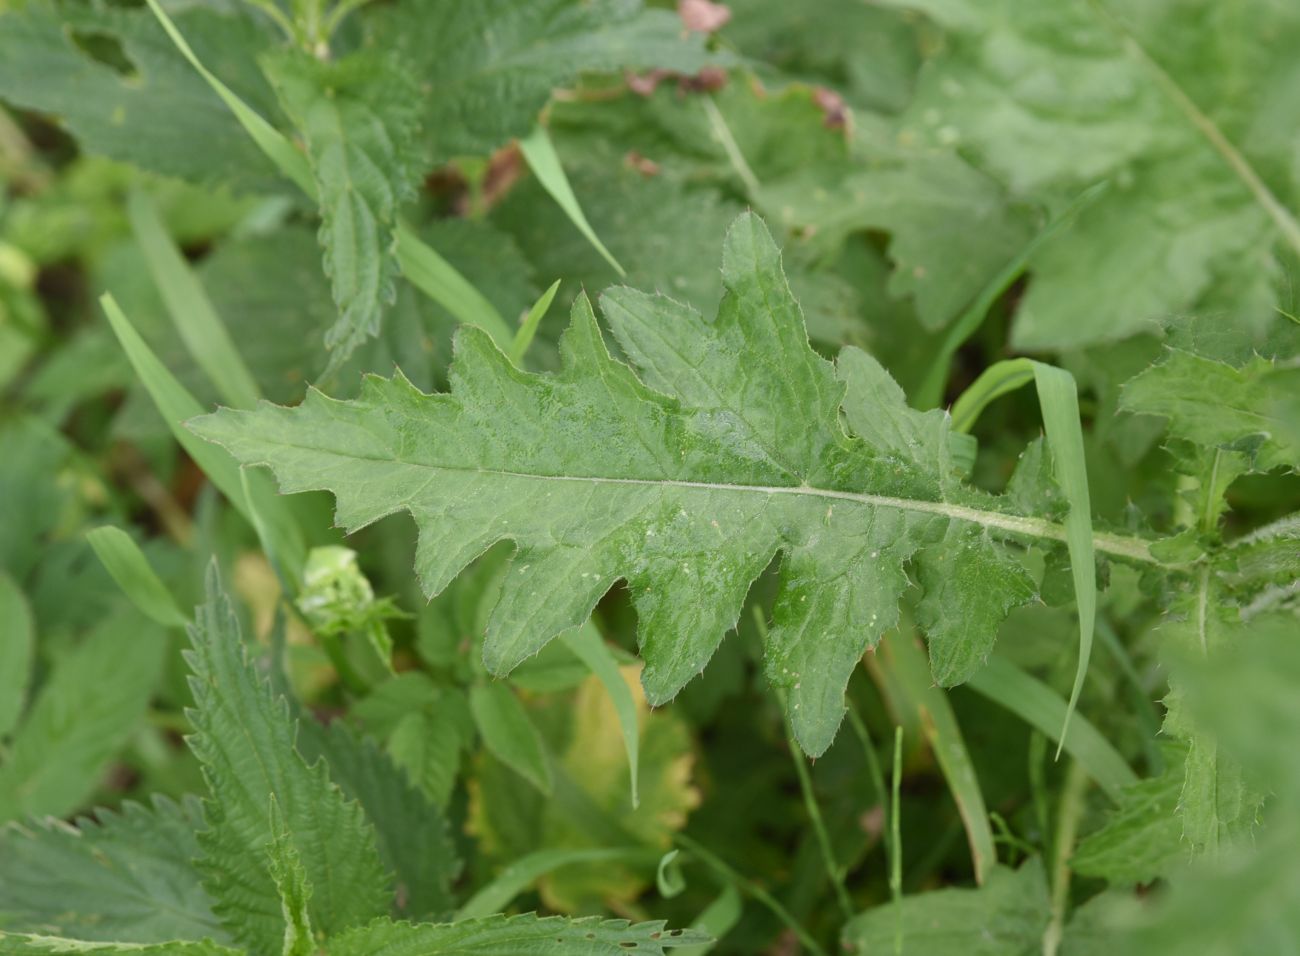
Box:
(191, 213, 1111, 756)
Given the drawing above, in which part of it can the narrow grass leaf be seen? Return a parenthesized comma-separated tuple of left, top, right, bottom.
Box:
(100, 294, 304, 584)
(967, 656, 1137, 801)
(520, 125, 626, 277)
(950, 358, 1097, 750)
(127, 189, 260, 410)
(140, 0, 316, 199)
(455, 847, 655, 920)
(86, 526, 188, 629)
(509, 278, 561, 365)
(879, 631, 996, 885)
(468, 682, 552, 794)
(394, 222, 514, 349)
(560, 621, 640, 808)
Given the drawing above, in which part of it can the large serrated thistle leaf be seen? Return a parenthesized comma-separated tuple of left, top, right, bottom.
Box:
(184, 568, 390, 955)
(190, 213, 1116, 756)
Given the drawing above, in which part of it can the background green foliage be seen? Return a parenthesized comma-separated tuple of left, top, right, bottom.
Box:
(0, 0, 1298, 953)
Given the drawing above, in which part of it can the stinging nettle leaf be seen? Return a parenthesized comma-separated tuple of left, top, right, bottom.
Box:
(263, 50, 423, 370)
(0, 795, 224, 945)
(183, 567, 390, 954)
(190, 213, 1141, 756)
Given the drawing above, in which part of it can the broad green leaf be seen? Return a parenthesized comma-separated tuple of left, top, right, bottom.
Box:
(0, 2, 280, 188)
(0, 573, 34, 739)
(0, 796, 224, 944)
(469, 683, 552, 795)
(183, 567, 390, 954)
(367, 0, 717, 164)
(294, 718, 458, 921)
(326, 914, 708, 956)
(191, 212, 1156, 755)
(86, 526, 188, 630)
(1073, 748, 1187, 885)
(1121, 349, 1300, 474)
(841, 860, 1050, 955)
(0, 415, 79, 580)
(879, 0, 1300, 348)
(0, 611, 166, 824)
(263, 51, 422, 369)
(519, 125, 625, 277)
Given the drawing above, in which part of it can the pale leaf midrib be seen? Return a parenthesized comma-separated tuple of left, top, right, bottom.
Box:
(233, 436, 1161, 564)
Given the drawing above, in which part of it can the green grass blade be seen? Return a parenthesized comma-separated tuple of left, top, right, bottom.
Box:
(520, 125, 626, 277)
(394, 221, 514, 350)
(967, 656, 1137, 801)
(676, 885, 742, 956)
(879, 631, 996, 885)
(454, 847, 654, 920)
(100, 294, 305, 582)
(950, 358, 1035, 435)
(86, 526, 188, 628)
(141, 0, 317, 199)
(560, 621, 641, 808)
(915, 183, 1108, 409)
(1028, 362, 1096, 752)
(127, 189, 261, 410)
(950, 358, 1097, 751)
(509, 278, 561, 366)
(0, 572, 34, 739)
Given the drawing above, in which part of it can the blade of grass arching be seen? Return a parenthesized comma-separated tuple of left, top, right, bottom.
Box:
(142, 0, 316, 199)
(127, 189, 261, 410)
(950, 359, 1097, 752)
(674, 833, 828, 956)
(454, 847, 656, 920)
(509, 279, 561, 366)
(86, 526, 188, 629)
(100, 294, 305, 583)
(519, 126, 626, 277)
(967, 656, 1137, 801)
(676, 884, 742, 956)
(877, 631, 996, 886)
(394, 222, 514, 350)
(914, 182, 1109, 409)
(560, 620, 641, 809)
